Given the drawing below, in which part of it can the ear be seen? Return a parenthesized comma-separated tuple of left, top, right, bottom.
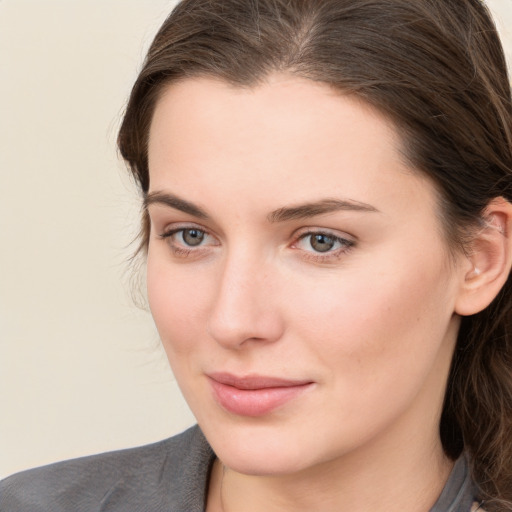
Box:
(455, 197, 512, 316)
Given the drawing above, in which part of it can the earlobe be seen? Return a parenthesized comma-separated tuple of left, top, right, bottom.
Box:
(455, 197, 512, 316)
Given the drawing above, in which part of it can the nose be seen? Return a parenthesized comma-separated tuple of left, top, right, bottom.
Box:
(206, 252, 285, 349)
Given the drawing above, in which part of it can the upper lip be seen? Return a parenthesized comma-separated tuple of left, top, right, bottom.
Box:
(207, 372, 313, 390)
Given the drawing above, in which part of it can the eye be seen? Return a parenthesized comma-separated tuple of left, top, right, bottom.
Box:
(180, 228, 205, 247)
(293, 230, 355, 259)
(159, 226, 218, 256)
(308, 233, 338, 253)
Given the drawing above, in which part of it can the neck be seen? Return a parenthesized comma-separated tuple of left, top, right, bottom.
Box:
(208, 433, 453, 512)
(207, 410, 453, 512)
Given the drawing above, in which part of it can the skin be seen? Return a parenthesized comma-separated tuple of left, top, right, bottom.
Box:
(145, 74, 470, 511)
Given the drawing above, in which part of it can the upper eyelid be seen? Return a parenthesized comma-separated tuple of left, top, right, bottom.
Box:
(149, 211, 223, 236)
(157, 223, 355, 246)
(160, 226, 220, 250)
(292, 232, 354, 249)
(162, 226, 209, 238)
(292, 226, 356, 242)
(159, 222, 211, 235)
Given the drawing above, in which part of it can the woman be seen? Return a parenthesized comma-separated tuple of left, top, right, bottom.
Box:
(1, 0, 511, 510)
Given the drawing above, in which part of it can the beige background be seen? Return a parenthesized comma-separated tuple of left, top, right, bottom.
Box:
(1, 0, 511, 479)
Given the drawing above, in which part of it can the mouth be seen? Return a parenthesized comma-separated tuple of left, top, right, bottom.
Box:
(207, 372, 314, 417)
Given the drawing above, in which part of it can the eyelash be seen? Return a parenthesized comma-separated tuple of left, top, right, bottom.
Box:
(159, 226, 215, 258)
(159, 226, 355, 262)
(292, 230, 355, 262)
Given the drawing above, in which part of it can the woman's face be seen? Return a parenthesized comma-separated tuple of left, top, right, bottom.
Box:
(146, 75, 465, 475)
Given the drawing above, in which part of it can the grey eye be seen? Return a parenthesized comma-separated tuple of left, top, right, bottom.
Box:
(182, 229, 205, 246)
(309, 234, 336, 252)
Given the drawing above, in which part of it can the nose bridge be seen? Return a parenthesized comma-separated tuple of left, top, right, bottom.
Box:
(207, 245, 283, 348)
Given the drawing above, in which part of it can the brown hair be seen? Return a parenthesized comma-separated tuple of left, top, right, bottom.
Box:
(118, 0, 512, 508)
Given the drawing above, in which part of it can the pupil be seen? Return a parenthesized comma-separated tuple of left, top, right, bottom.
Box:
(183, 229, 204, 246)
(311, 234, 335, 253)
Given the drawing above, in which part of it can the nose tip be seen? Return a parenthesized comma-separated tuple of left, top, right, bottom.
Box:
(206, 265, 284, 349)
(207, 307, 282, 349)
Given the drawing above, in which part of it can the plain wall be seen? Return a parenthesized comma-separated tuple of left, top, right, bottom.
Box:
(0, 0, 194, 479)
(1, 0, 511, 479)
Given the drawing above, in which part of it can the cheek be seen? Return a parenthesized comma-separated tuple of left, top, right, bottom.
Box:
(146, 250, 213, 356)
(290, 247, 457, 387)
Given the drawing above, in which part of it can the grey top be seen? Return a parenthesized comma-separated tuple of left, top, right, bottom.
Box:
(0, 425, 477, 511)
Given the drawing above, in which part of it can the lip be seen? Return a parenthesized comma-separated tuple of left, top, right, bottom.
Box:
(207, 372, 314, 417)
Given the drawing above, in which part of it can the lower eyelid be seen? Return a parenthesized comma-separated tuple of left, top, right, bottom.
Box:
(300, 242, 354, 261)
(159, 227, 354, 257)
(294, 232, 353, 247)
(291, 232, 355, 260)
(160, 228, 221, 255)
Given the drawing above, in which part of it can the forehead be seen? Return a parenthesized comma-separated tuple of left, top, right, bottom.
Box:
(148, 74, 401, 161)
(147, 74, 434, 219)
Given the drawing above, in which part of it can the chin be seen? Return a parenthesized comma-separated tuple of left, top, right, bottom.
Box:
(200, 418, 327, 476)
(220, 446, 310, 476)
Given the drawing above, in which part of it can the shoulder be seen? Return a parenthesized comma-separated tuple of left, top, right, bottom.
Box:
(0, 425, 214, 512)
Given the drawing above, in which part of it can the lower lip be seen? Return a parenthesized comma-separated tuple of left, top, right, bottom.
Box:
(208, 379, 313, 417)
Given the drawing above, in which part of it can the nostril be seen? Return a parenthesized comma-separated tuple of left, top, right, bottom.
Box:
(206, 303, 285, 349)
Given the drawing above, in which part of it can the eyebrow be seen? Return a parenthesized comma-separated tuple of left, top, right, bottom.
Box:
(144, 191, 378, 222)
(144, 191, 209, 219)
(267, 198, 379, 223)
